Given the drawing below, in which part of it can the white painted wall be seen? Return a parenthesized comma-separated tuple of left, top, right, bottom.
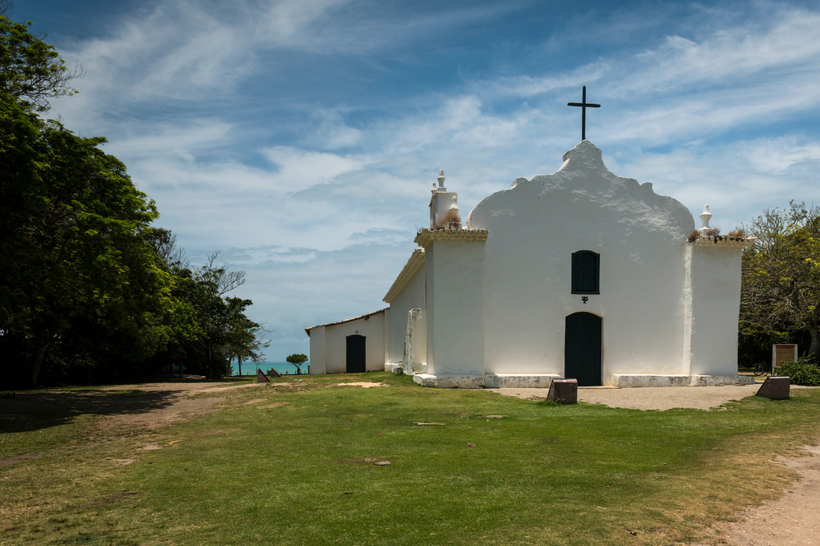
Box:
(308, 326, 326, 375)
(386, 267, 425, 364)
(686, 243, 744, 375)
(466, 140, 695, 381)
(383, 308, 390, 367)
(323, 312, 386, 374)
(425, 239, 485, 377)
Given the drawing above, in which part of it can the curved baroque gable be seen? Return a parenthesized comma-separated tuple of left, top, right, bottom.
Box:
(466, 140, 695, 241)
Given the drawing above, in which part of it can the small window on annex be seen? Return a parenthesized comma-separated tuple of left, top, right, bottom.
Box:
(571, 250, 600, 294)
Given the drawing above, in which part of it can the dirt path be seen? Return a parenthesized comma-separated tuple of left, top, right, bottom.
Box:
(94, 379, 270, 429)
(701, 444, 820, 546)
(0, 379, 262, 436)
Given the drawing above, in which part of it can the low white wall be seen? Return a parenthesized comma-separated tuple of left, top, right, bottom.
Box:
(383, 308, 390, 368)
(324, 312, 386, 374)
(403, 308, 427, 374)
(308, 326, 326, 375)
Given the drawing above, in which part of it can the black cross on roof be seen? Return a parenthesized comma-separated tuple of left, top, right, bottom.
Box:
(567, 86, 600, 141)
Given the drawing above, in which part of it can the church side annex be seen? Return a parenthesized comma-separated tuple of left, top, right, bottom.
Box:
(306, 139, 756, 388)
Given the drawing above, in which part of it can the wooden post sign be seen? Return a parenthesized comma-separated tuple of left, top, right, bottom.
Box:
(772, 344, 797, 374)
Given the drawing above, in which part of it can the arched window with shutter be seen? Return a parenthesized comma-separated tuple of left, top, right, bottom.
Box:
(571, 250, 600, 294)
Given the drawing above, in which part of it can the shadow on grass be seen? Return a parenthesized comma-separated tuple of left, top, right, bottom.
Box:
(0, 380, 218, 434)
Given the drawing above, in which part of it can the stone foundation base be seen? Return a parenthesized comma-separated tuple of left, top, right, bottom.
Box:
(611, 374, 756, 388)
(412, 373, 561, 388)
(411, 372, 757, 388)
(689, 374, 755, 386)
(484, 374, 562, 388)
(412, 374, 485, 389)
(384, 362, 403, 374)
(611, 374, 690, 388)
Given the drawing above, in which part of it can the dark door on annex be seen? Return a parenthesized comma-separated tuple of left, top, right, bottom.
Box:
(564, 312, 602, 386)
(346, 335, 366, 373)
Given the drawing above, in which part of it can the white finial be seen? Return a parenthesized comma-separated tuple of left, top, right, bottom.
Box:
(449, 194, 459, 211)
(437, 169, 446, 189)
(699, 204, 712, 232)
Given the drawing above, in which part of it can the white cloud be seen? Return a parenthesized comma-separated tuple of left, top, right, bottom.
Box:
(262, 146, 367, 189)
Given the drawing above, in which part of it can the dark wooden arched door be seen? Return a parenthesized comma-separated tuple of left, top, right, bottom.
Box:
(564, 313, 602, 386)
(346, 335, 366, 373)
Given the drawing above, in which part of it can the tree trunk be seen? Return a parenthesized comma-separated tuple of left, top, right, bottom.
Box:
(30, 337, 46, 388)
(807, 324, 820, 361)
(237, 355, 242, 377)
(207, 339, 213, 379)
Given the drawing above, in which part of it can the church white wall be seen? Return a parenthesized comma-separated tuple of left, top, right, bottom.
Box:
(425, 240, 485, 377)
(322, 313, 386, 374)
(686, 243, 744, 376)
(467, 141, 694, 382)
(308, 326, 326, 375)
(386, 267, 426, 364)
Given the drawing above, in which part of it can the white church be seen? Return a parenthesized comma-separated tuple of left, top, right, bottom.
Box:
(306, 139, 755, 388)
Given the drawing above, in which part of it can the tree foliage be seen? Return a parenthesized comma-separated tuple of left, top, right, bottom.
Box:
(1, 15, 83, 112)
(740, 201, 820, 363)
(0, 17, 266, 387)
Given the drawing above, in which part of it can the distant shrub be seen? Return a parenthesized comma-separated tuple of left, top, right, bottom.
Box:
(433, 209, 462, 230)
(702, 227, 720, 237)
(776, 357, 820, 386)
(727, 228, 747, 238)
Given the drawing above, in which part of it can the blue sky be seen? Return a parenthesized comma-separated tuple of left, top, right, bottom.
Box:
(12, 0, 820, 360)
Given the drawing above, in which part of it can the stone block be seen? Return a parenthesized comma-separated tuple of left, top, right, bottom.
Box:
(756, 376, 790, 400)
(547, 379, 577, 404)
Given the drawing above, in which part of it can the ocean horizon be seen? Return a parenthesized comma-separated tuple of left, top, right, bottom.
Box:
(230, 361, 309, 376)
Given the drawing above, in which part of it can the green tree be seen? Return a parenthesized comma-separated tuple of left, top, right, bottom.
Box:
(0, 98, 164, 386)
(740, 201, 820, 361)
(1, 15, 82, 112)
(286, 354, 308, 375)
(182, 253, 248, 378)
(0, 18, 265, 388)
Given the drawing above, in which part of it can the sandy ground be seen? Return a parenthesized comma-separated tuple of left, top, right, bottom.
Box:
(488, 384, 774, 410)
(3, 379, 818, 545)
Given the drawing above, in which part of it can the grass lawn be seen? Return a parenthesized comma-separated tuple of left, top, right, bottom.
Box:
(1, 372, 819, 545)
